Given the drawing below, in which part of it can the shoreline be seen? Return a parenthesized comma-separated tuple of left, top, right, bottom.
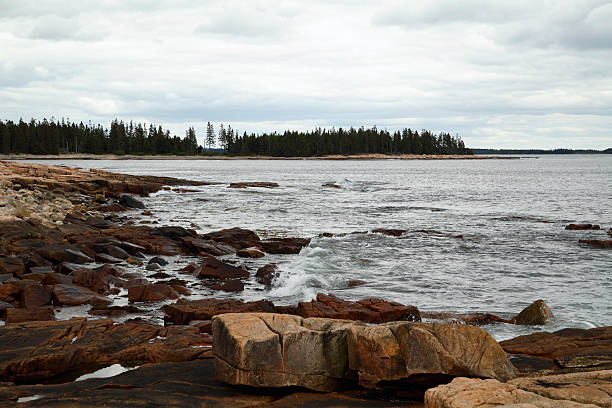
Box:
(0, 160, 609, 406)
(0, 153, 519, 160)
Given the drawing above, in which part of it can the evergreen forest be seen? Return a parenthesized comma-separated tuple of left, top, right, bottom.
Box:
(0, 118, 472, 156)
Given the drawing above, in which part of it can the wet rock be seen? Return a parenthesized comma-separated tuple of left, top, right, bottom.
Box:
(296, 293, 421, 323)
(206, 279, 244, 292)
(0, 299, 15, 317)
(228, 182, 279, 188)
(372, 228, 405, 237)
(94, 253, 123, 264)
(213, 313, 515, 392)
(171, 284, 191, 296)
(322, 183, 343, 189)
(126, 256, 143, 265)
(128, 283, 179, 302)
(500, 326, 612, 373)
(189, 319, 213, 333)
(0, 257, 26, 277)
(157, 225, 196, 240)
(118, 194, 145, 209)
(255, 264, 279, 286)
(421, 311, 512, 325)
(566, 223, 601, 230)
(5, 306, 55, 324)
(146, 262, 161, 271)
(28, 265, 53, 275)
(102, 244, 130, 259)
(200, 227, 261, 250)
(347, 280, 366, 288)
(72, 268, 111, 294)
(196, 258, 250, 280)
(18, 281, 52, 308)
(163, 298, 278, 325)
(261, 237, 311, 254)
(0, 318, 210, 383)
(579, 239, 612, 249)
(149, 272, 172, 279)
(512, 299, 553, 325)
(52, 284, 112, 306)
(56, 261, 85, 275)
(181, 263, 197, 273)
(180, 236, 236, 256)
(88, 304, 143, 316)
(37, 244, 93, 264)
(236, 247, 265, 258)
(116, 241, 147, 256)
(148, 256, 168, 266)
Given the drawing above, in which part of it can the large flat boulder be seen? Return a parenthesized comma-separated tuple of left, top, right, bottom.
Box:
(348, 322, 516, 389)
(163, 298, 278, 325)
(196, 258, 250, 280)
(213, 313, 516, 392)
(200, 227, 261, 250)
(424, 370, 612, 407)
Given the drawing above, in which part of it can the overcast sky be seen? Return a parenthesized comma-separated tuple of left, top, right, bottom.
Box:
(1, 0, 611, 149)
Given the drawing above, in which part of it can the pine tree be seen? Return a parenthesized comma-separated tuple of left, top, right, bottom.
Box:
(206, 122, 215, 150)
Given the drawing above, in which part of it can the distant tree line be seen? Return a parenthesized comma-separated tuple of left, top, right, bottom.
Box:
(0, 118, 472, 156)
(227, 127, 472, 156)
(0, 118, 202, 155)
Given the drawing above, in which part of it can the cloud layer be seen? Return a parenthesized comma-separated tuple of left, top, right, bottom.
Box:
(1, 0, 611, 148)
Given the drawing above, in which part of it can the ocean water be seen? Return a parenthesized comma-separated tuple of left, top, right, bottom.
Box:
(24, 156, 612, 340)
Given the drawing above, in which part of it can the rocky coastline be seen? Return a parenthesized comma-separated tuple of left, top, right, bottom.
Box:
(0, 160, 610, 407)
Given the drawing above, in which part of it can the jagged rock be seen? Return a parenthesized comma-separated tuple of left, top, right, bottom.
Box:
(72, 268, 111, 294)
(128, 283, 179, 302)
(180, 236, 236, 256)
(0, 256, 26, 277)
(255, 264, 279, 286)
(196, 258, 249, 280)
(513, 299, 553, 325)
(322, 183, 342, 189)
(347, 280, 366, 288)
(157, 226, 196, 240)
(94, 253, 123, 264)
(52, 284, 112, 306)
(236, 247, 265, 258)
(118, 194, 145, 209)
(213, 313, 516, 392)
(146, 262, 161, 271)
(36, 244, 93, 264)
(425, 370, 612, 407)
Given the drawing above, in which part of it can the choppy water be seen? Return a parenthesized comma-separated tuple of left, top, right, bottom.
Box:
(24, 156, 612, 340)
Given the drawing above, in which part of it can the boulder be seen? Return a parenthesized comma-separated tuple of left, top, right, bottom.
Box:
(163, 298, 278, 325)
(261, 238, 311, 254)
(424, 375, 600, 408)
(37, 245, 93, 264)
(196, 258, 249, 280)
(94, 253, 123, 264)
(72, 268, 111, 294)
(566, 223, 601, 230)
(0, 256, 26, 277)
(348, 321, 516, 389)
(512, 299, 553, 325)
(52, 284, 112, 306)
(5, 306, 55, 324)
(18, 280, 52, 308)
(157, 226, 196, 240)
(236, 247, 265, 258)
(128, 283, 179, 302)
(148, 256, 169, 266)
(206, 279, 244, 292)
(255, 264, 279, 286)
(118, 194, 145, 209)
(200, 227, 261, 250)
(296, 293, 421, 323)
(347, 280, 366, 288)
(213, 313, 516, 393)
(213, 313, 353, 391)
(180, 236, 236, 256)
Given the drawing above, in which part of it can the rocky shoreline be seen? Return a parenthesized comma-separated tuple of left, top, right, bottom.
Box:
(0, 160, 610, 407)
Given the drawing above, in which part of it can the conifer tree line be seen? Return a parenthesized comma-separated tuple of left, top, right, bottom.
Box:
(227, 127, 472, 156)
(0, 118, 472, 156)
